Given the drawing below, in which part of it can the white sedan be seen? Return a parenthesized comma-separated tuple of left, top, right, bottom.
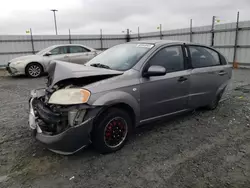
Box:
(6, 44, 100, 78)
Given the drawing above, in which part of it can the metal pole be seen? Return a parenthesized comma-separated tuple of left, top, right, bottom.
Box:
(68, 29, 71, 44)
(126, 28, 130, 42)
(211, 16, 215, 46)
(190, 19, 193, 42)
(51, 9, 58, 35)
(30, 28, 35, 54)
(100, 29, 103, 50)
(138, 26, 140, 41)
(233, 11, 240, 65)
(160, 24, 162, 40)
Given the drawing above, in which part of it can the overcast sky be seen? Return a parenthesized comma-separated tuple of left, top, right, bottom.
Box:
(0, 0, 249, 35)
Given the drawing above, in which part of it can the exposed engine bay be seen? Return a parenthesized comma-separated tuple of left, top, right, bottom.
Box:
(32, 97, 86, 135)
(32, 72, 122, 136)
(33, 84, 89, 135)
(28, 61, 125, 154)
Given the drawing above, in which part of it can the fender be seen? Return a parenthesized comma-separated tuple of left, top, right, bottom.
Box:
(216, 80, 229, 96)
(91, 90, 140, 119)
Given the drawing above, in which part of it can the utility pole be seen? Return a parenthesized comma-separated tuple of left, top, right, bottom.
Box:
(51, 9, 58, 35)
(29, 28, 35, 54)
(68, 29, 71, 44)
(211, 16, 215, 46)
(190, 19, 193, 42)
(138, 26, 140, 41)
(100, 29, 103, 50)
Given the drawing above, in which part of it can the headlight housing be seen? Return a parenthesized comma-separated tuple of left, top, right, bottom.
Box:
(11, 61, 23, 66)
(48, 88, 91, 105)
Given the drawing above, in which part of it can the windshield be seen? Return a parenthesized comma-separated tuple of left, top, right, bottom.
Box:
(85, 43, 154, 71)
(36, 46, 53, 55)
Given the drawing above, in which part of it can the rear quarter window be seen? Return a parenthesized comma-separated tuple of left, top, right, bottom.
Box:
(219, 54, 228, 65)
(69, 46, 90, 53)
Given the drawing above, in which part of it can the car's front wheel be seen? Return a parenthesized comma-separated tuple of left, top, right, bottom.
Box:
(25, 63, 43, 78)
(92, 108, 132, 154)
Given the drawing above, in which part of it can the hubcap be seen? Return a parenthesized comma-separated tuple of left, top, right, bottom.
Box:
(28, 65, 41, 77)
(104, 117, 128, 148)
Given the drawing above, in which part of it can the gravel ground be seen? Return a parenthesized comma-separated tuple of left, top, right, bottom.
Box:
(0, 69, 250, 188)
(0, 69, 8, 77)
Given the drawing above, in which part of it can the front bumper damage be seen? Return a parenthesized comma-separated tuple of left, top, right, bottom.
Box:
(6, 63, 24, 76)
(28, 89, 101, 155)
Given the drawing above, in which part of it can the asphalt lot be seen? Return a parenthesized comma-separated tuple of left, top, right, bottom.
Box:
(0, 69, 250, 188)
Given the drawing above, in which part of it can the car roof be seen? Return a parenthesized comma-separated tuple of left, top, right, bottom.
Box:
(129, 40, 192, 46)
(50, 44, 85, 48)
(48, 44, 95, 50)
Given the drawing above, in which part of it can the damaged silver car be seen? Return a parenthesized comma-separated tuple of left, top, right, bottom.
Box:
(29, 40, 232, 155)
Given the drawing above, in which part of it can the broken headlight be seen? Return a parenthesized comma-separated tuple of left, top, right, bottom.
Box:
(48, 88, 91, 105)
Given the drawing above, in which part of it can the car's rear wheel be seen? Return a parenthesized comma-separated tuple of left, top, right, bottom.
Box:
(92, 108, 132, 154)
(206, 89, 225, 110)
(26, 63, 43, 78)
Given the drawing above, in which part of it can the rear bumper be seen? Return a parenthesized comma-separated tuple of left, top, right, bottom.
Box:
(29, 90, 100, 155)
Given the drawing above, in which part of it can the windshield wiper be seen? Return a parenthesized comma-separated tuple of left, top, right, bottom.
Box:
(90, 63, 111, 69)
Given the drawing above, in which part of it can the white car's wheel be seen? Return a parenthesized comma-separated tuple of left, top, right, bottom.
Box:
(26, 63, 43, 78)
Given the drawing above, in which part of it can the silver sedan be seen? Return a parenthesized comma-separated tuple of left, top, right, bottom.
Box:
(6, 44, 100, 77)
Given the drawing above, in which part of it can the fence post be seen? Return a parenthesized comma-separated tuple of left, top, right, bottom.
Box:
(190, 19, 193, 42)
(138, 26, 140, 41)
(100, 29, 103, 50)
(68, 29, 72, 44)
(211, 16, 215, 46)
(30, 28, 35, 54)
(233, 11, 240, 68)
(160, 24, 162, 40)
(126, 29, 130, 42)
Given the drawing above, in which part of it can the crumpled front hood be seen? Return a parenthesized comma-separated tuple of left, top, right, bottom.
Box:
(10, 55, 41, 62)
(48, 60, 123, 87)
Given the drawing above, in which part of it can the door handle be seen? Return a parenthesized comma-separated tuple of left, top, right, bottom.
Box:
(178, 76, 188, 82)
(64, 55, 69, 58)
(218, 71, 227, 76)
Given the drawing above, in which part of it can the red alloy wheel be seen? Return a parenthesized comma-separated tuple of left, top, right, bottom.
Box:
(104, 117, 128, 148)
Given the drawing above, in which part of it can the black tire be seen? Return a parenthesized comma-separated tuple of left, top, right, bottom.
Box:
(92, 108, 132, 154)
(206, 90, 224, 110)
(25, 63, 43, 78)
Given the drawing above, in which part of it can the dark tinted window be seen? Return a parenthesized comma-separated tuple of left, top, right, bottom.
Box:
(189, 46, 221, 68)
(69, 46, 89, 53)
(147, 46, 184, 73)
(50, 46, 68, 55)
(220, 54, 228, 65)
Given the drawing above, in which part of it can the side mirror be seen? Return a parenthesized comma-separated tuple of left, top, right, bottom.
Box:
(143, 65, 166, 77)
(44, 52, 52, 56)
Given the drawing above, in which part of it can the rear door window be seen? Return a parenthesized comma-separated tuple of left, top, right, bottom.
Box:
(69, 46, 89, 53)
(189, 46, 221, 68)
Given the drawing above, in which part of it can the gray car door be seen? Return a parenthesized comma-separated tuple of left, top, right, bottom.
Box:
(140, 45, 191, 122)
(187, 45, 231, 108)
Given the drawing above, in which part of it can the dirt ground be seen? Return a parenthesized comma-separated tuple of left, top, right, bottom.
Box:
(0, 69, 250, 188)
